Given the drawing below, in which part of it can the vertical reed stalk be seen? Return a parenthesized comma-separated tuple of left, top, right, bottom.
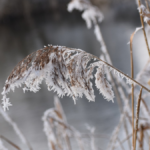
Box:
(139, 125, 144, 150)
(134, 88, 143, 150)
(130, 31, 135, 150)
(132, 85, 135, 149)
(138, 0, 150, 56)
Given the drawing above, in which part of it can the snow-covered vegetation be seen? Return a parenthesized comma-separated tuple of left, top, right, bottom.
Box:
(1, 0, 150, 150)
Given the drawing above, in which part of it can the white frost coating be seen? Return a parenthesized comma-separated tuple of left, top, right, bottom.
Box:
(136, 58, 150, 88)
(135, 26, 143, 33)
(2, 45, 116, 110)
(138, 5, 150, 24)
(95, 63, 114, 102)
(118, 87, 131, 113)
(0, 139, 8, 150)
(82, 7, 103, 28)
(42, 97, 86, 150)
(42, 108, 57, 149)
(100, 55, 111, 82)
(54, 96, 67, 123)
(127, 27, 142, 45)
(94, 25, 102, 43)
(67, 0, 85, 12)
(68, 0, 104, 29)
(86, 124, 97, 150)
(0, 106, 29, 147)
(94, 25, 107, 54)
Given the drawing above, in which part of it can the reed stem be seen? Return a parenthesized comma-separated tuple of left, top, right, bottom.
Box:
(130, 30, 135, 149)
(134, 88, 143, 150)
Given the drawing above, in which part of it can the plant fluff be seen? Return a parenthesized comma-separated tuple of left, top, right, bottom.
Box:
(1, 45, 114, 111)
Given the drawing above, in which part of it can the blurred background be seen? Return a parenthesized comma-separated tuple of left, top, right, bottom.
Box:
(0, 0, 149, 149)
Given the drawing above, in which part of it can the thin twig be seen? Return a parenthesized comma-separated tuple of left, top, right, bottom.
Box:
(130, 28, 136, 149)
(138, 0, 150, 56)
(132, 86, 135, 148)
(0, 135, 21, 150)
(134, 88, 143, 150)
(139, 125, 144, 150)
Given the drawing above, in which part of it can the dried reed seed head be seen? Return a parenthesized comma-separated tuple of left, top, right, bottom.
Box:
(1, 45, 114, 111)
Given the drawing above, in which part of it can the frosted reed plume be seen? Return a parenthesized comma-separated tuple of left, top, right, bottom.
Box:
(42, 96, 88, 150)
(2, 45, 116, 111)
(67, 0, 131, 113)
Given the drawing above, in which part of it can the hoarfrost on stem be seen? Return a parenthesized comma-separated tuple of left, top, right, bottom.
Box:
(138, 4, 150, 25)
(68, 0, 104, 28)
(1, 45, 114, 110)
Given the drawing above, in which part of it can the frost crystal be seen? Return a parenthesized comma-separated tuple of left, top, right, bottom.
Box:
(68, 0, 104, 28)
(2, 45, 114, 110)
(95, 63, 114, 102)
(138, 5, 150, 25)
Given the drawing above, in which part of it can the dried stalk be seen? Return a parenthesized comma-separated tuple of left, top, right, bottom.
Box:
(0, 135, 21, 150)
(139, 125, 144, 150)
(134, 88, 143, 150)
(138, 0, 150, 56)
(130, 30, 135, 149)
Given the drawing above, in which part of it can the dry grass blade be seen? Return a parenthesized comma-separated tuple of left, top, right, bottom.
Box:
(0, 135, 21, 150)
(130, 29, 135, 149)
(134, 88, 143, 150)
(139, 125, 144, 150)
